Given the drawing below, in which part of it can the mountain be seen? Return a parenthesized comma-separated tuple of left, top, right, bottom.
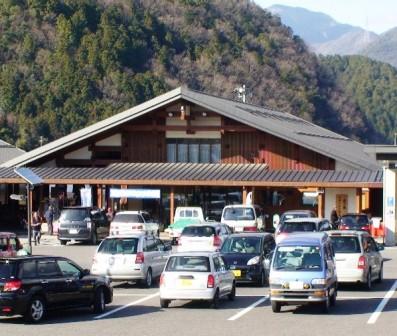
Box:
(0, 0, 387, 150)
(360, 27, 397, 68)
(268, 5, 378, 56)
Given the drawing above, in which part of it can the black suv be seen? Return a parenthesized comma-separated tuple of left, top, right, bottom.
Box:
(58, 207, 110, 245)
(0, 256, 113, 323)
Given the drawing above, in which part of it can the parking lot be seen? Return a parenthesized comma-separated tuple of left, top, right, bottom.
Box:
(1, 236, 397, 335)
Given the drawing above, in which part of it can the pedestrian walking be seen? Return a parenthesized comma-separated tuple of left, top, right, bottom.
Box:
(330, 207, 339, 229)
(45, 204, 54, 235)
(31, 211, 42, 245)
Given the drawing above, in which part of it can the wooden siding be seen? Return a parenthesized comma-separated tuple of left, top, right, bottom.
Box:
(123, 131, 166, 162)
(221, 132, 334, 170)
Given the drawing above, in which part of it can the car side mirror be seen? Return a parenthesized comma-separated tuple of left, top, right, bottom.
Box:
(81, 269, 90, 277)
(376, 243, 385, 251)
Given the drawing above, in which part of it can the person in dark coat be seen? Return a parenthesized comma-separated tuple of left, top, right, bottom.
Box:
(31, 212, 42, 245)
(45, 205, 54, 235)
(330, 207, 339, 229)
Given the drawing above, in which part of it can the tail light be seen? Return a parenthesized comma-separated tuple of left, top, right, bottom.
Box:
(135, 252, 144, 264)
(243, 226, 257, 232)
(213, 235, 222, 247)
(4, 279, 22, 292)
(207, 274, 215, 288)
(340, 224, 349, 230)
(160, 273, 165, 286)
(358, 256, 366, 269)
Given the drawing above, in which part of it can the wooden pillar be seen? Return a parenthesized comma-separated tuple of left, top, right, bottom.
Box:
(170, 187, 175, 224)
(317, 189, 325, 218)
(356, 188, 362, 213)
(242, 187, 247, 205)
(251, 187, 255, 205)
(97, 185, 102, 209)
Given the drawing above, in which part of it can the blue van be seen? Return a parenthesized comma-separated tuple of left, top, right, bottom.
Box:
(269, 232, 337, 313)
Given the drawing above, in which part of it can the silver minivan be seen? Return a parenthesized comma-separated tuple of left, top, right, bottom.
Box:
(91, 233, 172, 287)
(269, 232, 337, 313)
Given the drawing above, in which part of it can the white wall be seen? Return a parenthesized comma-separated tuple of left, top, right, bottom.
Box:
(95, 134, 121, 146)
(383, 168, 396, 246)
(64, 146, 91, 160)
(324, 188, 357, 220)
(166, 116, 221, 139)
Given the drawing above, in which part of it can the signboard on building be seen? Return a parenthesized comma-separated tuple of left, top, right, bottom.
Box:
(110, 188, 161, 199)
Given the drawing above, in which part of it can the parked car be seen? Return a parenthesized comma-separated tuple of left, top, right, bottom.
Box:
(329, 230, 383, 289)
(166, 207, 205, 244)
(338, 213, 372, 233)
(58, 207, 110, 245)
(159, 251, 235, 308)
(275, 218, 332, 243)
(0, 255, 113, 323)
(0, 232, 29, 257)
(91, 233, 171, 287)
(269, 232, 338, 313)
(221, 204, 265, 232)
(278, 210, 317, 226)
(110, 211, 159, 237)
(177, 223, 231, 252)
(220, 233, 275, 286)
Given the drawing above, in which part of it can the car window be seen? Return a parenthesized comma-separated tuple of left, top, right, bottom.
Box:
(113, 213, 144, 223)
(57, 260, 81, 277)
(37, 260, 61, 277)
(223, 207, 255, 221)
(213, 257, 221, 272)
(330, 236, 361, 253)
(218, 256, 227, 271)
(0, 261, 16, 279)
(280, 222, 317, 233)
(142, 213, 153, 222)
(98, 238, 139, 254)
(60, 209, 88, 221)
(166, 256, 210, 272)
(264, 237, 275, 254)
(182, 226, 215, 237)
(273, 245, 323, 271)
(19, 260, 37, 279)
(221, 237, 261, 254)
(368, 237, 378, 252)
(362, 237, 373, 253)
(143, 238, 157, 252)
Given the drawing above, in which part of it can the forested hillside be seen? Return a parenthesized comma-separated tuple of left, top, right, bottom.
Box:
(0, 0, 386, 150)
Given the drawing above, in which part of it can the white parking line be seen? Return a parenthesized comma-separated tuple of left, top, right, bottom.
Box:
(228, 296, 269, 321)
(113, 293, 154, 297)
(94, 292, 160, 319)
(367, 280, 397, 324)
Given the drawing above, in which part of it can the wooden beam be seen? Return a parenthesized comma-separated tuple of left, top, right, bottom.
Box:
(170, 187, 175, 224)
(121, 125, 255, 132)
(242, 186, 247, 204)
(356, 188, 362, 213)
(317, 190, 324, 218)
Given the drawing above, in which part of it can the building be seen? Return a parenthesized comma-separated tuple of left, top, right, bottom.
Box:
(0, 87, 382, 234)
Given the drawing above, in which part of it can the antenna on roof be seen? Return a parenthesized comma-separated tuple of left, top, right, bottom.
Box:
(233, 84, 249, 103)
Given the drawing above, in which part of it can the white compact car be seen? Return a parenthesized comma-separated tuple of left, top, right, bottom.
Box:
(159, 252, 235, 308)
(329, 230, 384, 289)
(177, 223, 231, 252)
(221, 204, 265, 232)
(110, 211, 159, 236)
(91, 233, 171, 287)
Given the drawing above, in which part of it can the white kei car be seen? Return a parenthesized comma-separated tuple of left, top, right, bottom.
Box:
(159, 252, 235, 308)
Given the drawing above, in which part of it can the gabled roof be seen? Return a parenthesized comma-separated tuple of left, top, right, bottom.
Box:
(2, 87, 379, 170)
(0, 139, 25, 165)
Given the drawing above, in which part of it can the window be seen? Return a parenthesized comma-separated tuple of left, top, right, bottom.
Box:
(167, 139, 221, 163)
(213, 257, 221, 272)
(166, 256, 210, 272)
(37, 260, 61, 277)
(57, 260, 81, 277)
(97, 238, 139, 255)
(19, 261, 37, 279)
(143, 238, 157, 252)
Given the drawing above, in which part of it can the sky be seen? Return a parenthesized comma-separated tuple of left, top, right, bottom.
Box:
(255, 0, 397, 34)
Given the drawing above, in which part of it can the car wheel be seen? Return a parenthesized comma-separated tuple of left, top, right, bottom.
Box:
(330, 288, 337, 307)
(257, 270, 265, 287)
(60, 240, 67, 246)
(25, 296, 46, 323)
(93, 287, 106, 314)
(160, 299, 170, 308)
(321, 293, 330, 313)
(271, 301, 281, 313)
(375, 264, 383, 283)
(91, 230, 98, 245)
(365, 269, 372, 290)
(157, 230, 160, 237)
(228, 283, 236, 301)
(142, 268, 153, 288)
(211, 289, 220, 309)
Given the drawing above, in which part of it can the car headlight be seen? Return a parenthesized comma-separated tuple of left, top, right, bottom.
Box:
(247, 256, 260, 265)
(311, 278, 326, 285)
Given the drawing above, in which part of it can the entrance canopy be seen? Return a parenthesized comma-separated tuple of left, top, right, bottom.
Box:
(0, 163, 383, 188)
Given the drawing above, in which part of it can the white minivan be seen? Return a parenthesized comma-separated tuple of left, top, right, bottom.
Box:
(221, 204, 265, 232)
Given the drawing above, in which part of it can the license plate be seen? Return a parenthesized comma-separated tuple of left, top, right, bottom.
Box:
(180, 279, 192, 287)
(234, 227, 243, 232)
(69, 229, 78, 234)
(289, 281, 304, 290)
(232, 270, 241, 277)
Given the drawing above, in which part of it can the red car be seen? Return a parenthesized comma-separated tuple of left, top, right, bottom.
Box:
(0, 232, 26, 257)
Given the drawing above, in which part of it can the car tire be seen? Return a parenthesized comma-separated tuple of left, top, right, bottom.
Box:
(365, 269, 372, 290)
(91, 230, 98, 245)
(375, 264, 383, 283)
(257, 270, 266, 287)
(160, 299, 170, 308)
(228, 283, 236, 301)
(142, 268, 153, 288)
(321, 293, 331, 313)
(60, 240, 67, 246)
(211, 289, 220, 309)
(271, 301, 281, 313)
(330, 288, 337, 307)
(93, 287, 106, 314)
(24, 296, 46, 323)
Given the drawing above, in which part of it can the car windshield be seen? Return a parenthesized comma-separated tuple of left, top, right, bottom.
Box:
(60, 209, 88, 221)
(341, 215, 369, 226)
(182, 226, 215, 237)
(113, 214, 143, 223)
(166, 256, 210, 272)
(98, 238, 139, 255)
(273, 245, 323, 271)
(330, 236, 361, 253)
(279, 222, 317, 233)
(0, 261, 15, 279)
(221, 237, 261, 254)
(223, 207, 255, 221)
